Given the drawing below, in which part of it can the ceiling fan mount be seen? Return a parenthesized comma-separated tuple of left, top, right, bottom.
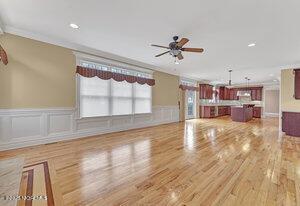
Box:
(151, 36, 204, 62)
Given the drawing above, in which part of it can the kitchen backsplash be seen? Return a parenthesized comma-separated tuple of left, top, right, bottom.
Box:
(199, 99, 262, 106)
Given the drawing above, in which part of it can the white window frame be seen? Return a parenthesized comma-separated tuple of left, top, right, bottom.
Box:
(180, 78, 198, 87)
(74, 51, 153, 119)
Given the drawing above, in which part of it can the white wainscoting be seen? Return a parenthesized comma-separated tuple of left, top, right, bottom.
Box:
(0, 106, 179, 151)
(264, 112, 279, 117)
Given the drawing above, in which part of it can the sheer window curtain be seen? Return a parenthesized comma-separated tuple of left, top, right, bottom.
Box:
(111, 80, 133, 115)
(80, 76, 110, 117)
(134, 83, 152, 114)
(79, 77, 152, 118)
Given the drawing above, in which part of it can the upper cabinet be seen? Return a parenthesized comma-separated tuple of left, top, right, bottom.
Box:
(217, 86, 263, 101)
(251, 87, 263, 101)
(224, 87, 230, 100)
(219, 86, 225, 100)
(199, 84, 213, 99)
(295, 69, 300, 99)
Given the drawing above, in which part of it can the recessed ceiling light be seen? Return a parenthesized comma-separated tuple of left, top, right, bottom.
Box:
(273, 79, 278, 82)
(269, 74, 274, 77)
(70, 23, 79, 29)
(248, 43, 256, 47)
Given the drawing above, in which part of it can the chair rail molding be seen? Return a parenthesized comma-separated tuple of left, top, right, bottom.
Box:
(263, 112, 279, 117)
(0, 106, 179, 151)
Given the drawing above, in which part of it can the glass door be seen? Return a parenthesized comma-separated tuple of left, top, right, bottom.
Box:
(186, 90, 196, 119)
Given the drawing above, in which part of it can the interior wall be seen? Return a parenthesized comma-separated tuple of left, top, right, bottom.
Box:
(0, 33, 180, 109)
(152, 71, 179, 106)
(281, 69, 300, 112)
(0, 33, 76, 108)
(264, 89, 279, 114)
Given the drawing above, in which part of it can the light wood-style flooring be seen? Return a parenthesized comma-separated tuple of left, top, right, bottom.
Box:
(1, 117, 300, 206)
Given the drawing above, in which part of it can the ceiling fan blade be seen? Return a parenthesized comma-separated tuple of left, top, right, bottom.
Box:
(181, 48, 204, 53)
(177, 53, 184, 60)
(176, 38, 189, 47)
(151, 44, 170, 49)
(155, 51, 170, 57)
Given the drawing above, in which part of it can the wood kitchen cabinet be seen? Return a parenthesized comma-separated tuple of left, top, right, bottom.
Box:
(294, 69, 300, 99)
(218, 106, 230, 116)
(200, 106, 216, 118)
(219, 86, 263, 101)
(256, 89, 262, 100)
(199, 84, 213, 99)
(229, 88, 238, 100)
(251, 87, 263, 101)
(218, 87, 234, 100)
(251, 89, 257, 101)
(234, 89, 239, 100)
(219, 87, 225, 100)
(253, 107, 261, 118)
(229, 89, 234, 100)
(282, 112, 300, 137)
(224, 87, 230, 100)
(219, 86, 232, 100)
(227, 106, 231, 115)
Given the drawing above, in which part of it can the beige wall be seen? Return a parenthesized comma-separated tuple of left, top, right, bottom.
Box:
(0, 33, 179, 109)
(264, 89, 279, 114)
(152, 71, 179, 106)
(281, 69, 300, 112)
(0, 33, 76, 108)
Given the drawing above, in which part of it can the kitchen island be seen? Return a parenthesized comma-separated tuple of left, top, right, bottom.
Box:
(199, 104, 262, 119)
(231, 104, 255, 122)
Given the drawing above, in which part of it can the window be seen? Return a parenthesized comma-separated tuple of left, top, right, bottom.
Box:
(134, 83, 152, 114)
(180, 79, 197, 87)
(78, 59, 152, 118)
(80, 76, 110, 117)
(111, 80, 133, 115)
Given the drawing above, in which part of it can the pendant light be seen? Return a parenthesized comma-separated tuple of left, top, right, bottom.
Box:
(245, 77, 251, 96)
(228, 69, 233, 86)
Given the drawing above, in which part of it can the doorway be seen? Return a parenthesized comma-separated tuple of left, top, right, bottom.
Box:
(185, 90, 196, 119)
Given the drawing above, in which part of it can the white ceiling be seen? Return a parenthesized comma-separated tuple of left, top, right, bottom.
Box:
(1, 0, 299, 85)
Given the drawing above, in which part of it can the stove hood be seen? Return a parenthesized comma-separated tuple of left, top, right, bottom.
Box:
(237, 90, 251, 97)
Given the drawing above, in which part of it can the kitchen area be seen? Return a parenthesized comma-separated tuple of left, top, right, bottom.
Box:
(199, 84, 263, 122)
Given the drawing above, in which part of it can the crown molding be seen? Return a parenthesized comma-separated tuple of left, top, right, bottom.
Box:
(3, 25, 199, 79)
(4, 25, 300, 82)
(5, 26, 159, 69)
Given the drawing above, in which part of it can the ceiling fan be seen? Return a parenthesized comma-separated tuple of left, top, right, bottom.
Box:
(151, 36, 204, 64)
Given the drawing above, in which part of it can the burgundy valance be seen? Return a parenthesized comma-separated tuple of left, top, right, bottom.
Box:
(76, 66, 155, 86)
(179, 84, 199, 91)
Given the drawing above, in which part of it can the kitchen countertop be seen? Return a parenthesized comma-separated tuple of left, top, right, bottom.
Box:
(200, 104, 262, 107)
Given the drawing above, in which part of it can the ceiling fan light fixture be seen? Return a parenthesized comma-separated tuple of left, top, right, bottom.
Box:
(174, 58, 179, 65)
(248, 43, 256, 47)
(70, 23, 79, 29)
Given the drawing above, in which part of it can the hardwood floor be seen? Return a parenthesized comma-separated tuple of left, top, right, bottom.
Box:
(0, 116, 299, 206)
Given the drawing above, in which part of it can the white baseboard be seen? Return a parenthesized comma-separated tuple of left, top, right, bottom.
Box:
(264, 112, 279, 117)
(0, 106, 179, 151)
